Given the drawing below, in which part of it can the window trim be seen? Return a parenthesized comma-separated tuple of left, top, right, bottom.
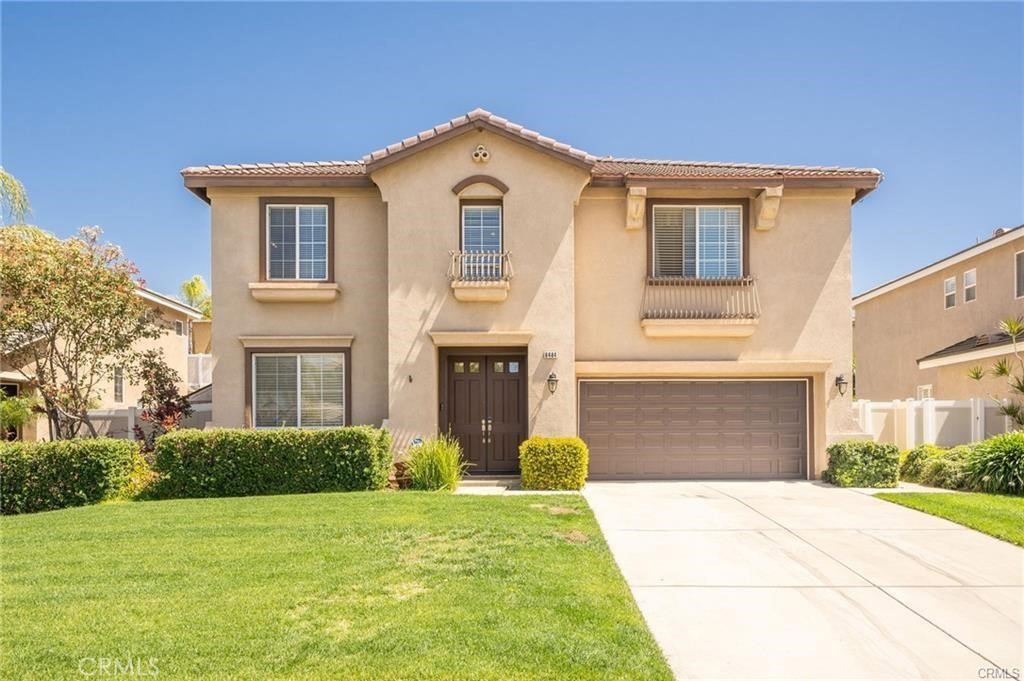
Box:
(943, 276, 956, 309)
(916, 384, 933, 400)
(174, 320, 185, 336)
(258, 197, 335, 283)
(244, 346, 352, 428)
(1016, 250, 1024, 300)
(963, 268, 977, 304)
(645, 198, 750, 278)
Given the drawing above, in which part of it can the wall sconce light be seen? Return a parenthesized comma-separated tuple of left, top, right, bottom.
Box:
(835, 374, 849, 396)
(547, 372, 559, 394)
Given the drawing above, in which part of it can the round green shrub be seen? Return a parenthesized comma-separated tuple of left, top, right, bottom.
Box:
(0, 438, 146, 514)
(519, 436, 589, 490)
(900, 444, 944, 482)
(919, 445, 972, 490)
(965, 432, 1024, 495)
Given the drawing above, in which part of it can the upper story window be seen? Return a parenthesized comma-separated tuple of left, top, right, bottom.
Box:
(652, 205, 742, 278)
(267, 204, 329, 280)
(943, 276, 956, 309)
(461, 204, 502, 252)
(460, 203, 503, 279)
(252, 352, 346, 428)
(174, 320, 185, 336)
(963, 268, 977, 303)
(1016, 251, 1024, 299)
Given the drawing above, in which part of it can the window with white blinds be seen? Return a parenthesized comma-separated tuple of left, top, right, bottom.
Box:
(267, 205, 328, 280)
(462, 205, 502, 252)
(253, 353, 345, 428)
(652, 205, 742, 278)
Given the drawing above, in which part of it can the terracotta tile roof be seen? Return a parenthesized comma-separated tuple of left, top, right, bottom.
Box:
(181, 108, 881, 184)
(917, 333, 1015, 364)
(181, 160, 366, 177)
(592, 158, 881, 179)
(361, 108, 599, 166)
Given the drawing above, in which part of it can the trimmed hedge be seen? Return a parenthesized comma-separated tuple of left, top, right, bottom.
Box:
(965, 432, 1024, 495)
(0, 438, 145, 515)
(520, 436, 589, 490)
(822, 440, 899, 488)
(151, 427, 392, 499)
(900, 444, 944, 482)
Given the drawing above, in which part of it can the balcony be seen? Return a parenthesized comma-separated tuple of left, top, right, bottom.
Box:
(640, 276, 761, 338)
(447, 251, 513, 302)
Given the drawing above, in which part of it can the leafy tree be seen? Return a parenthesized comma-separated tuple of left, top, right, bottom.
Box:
(0, 394, 39, 441)
(0, 226, 162, 438)
(969, 316, 1024, 428)
(0, 167, 30, 224)
(131, 350, 193, 454)
(180, 274, 211, 318)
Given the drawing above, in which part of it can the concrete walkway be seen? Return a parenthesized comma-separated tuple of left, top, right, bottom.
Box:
(584, 481, 1023, 680)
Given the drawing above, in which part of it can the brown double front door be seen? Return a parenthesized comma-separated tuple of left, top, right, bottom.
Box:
(443, 351, 527, 474)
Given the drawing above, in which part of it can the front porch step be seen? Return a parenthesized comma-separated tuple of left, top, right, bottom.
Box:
(459, 475, 521, 487)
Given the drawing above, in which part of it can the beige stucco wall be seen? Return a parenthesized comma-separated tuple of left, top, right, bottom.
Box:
(207, 186, 389, 429)
(92, 306, 193, 409)
(574, 187, 860, 475)
(854, 234, 1024, 401)
(371, 130, 591, 450)
(191, 319, 212, 354)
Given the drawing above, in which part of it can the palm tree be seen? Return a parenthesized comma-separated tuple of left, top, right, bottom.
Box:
(0, 168, 30, 224)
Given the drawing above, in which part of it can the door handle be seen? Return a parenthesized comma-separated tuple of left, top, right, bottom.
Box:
(481, 418, 489, 444)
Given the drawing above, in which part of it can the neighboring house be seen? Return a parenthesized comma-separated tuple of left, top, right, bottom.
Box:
(0, 287, 204, 441)
(853, 225, 1024, 401)
(181, 108, 881, 480)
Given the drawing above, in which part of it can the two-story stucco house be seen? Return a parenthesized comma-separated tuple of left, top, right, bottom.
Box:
(182, 109, 881, 480)
(854, 225, 1024, 402)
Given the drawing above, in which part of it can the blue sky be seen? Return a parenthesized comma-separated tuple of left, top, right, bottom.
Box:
(3, 2, 1021, 297)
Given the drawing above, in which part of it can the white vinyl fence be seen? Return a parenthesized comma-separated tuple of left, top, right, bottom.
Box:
(855, 398, 1015, 449)
(88, 403, 213, 440)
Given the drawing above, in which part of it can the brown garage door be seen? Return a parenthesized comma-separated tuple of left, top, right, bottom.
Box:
(579, 380, 808, 480)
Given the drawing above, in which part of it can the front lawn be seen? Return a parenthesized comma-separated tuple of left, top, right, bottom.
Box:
(876, 492, 1024, 546)
(1, 492, 671, 681)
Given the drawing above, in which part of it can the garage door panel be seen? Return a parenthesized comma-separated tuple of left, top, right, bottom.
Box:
(580, 380, 807, 480)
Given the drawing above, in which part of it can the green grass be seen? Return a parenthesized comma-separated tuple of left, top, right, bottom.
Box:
(1, 492, 671, 681)
(876, 492, 1024, 546)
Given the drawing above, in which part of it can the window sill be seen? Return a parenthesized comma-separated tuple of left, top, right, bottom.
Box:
(641, 318, 758, 339)
(248, 282, 341, 303)
(450, 280, 510, 302)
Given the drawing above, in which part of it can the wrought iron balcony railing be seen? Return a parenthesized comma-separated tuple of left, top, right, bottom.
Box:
(640, 276, 761, 321)
(447, 251, 514, 283)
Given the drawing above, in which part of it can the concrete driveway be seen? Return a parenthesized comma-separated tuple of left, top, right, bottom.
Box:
(584, 481, 1023, 680)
